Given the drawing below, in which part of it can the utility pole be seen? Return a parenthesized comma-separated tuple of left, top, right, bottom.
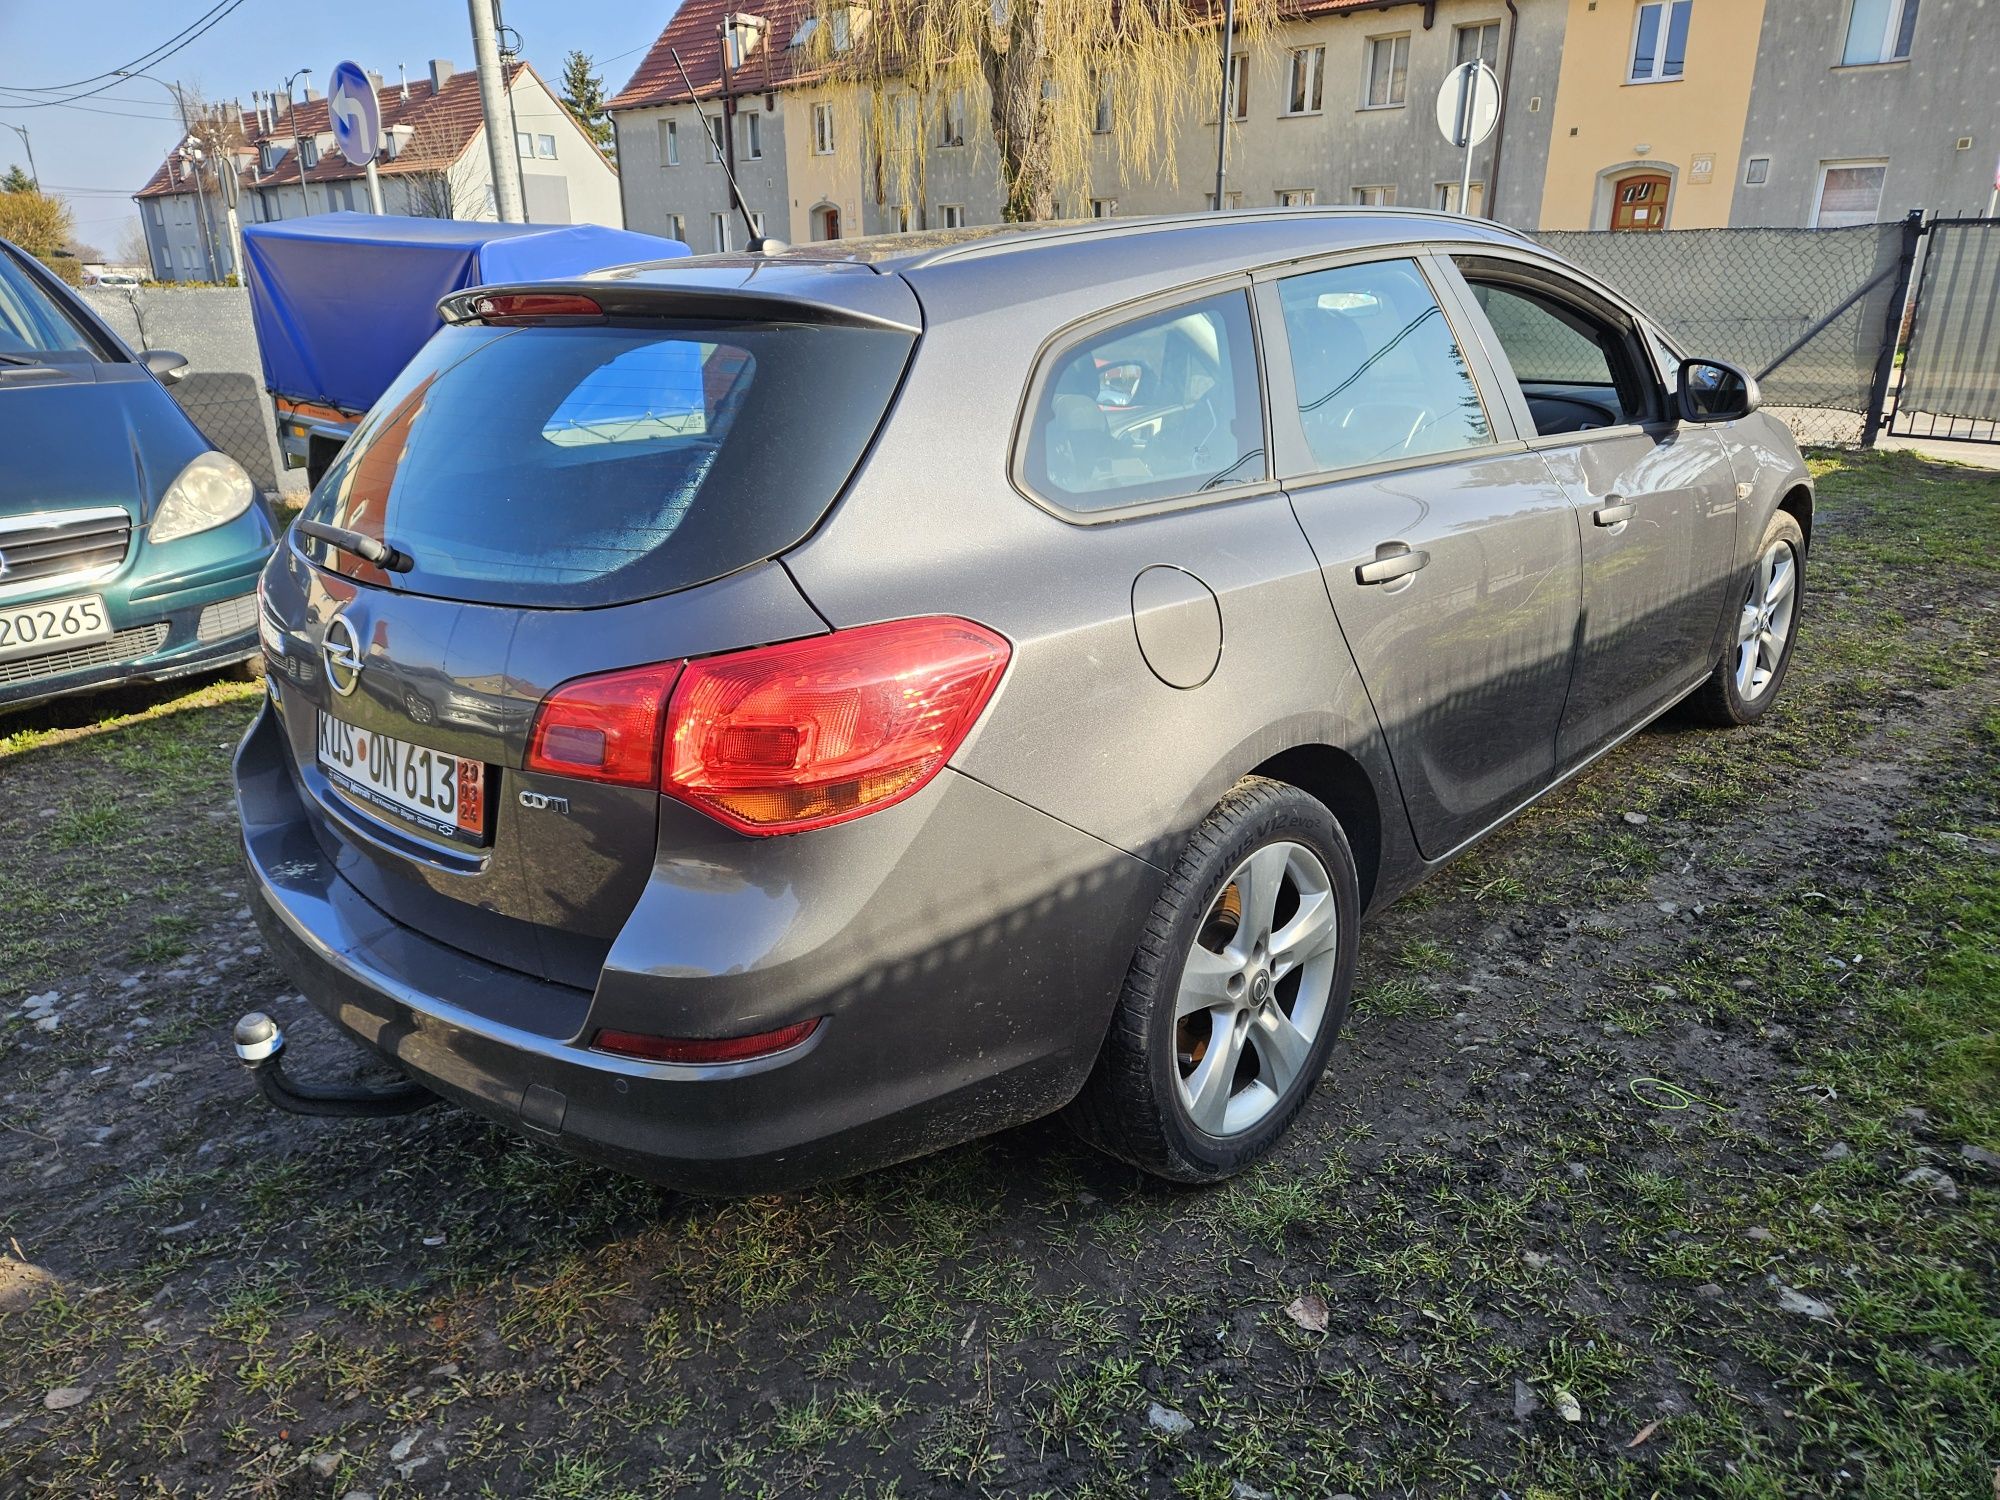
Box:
(469, 0, 526, 222)
(4, 123, 40, 191)
(1212, 0, 1238, 212)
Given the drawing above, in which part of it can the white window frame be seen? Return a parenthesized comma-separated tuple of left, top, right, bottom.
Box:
(889, 203, 911, 233)
(536, 133, 557, 160)
(744, 110, 763, 159)
(812, 102, 836, 155)
(1208, 190, 1245, 210)
(1351, 185, 1396, 206)
(712, 211, 733, 252)
(940, 203, 965, 229)
(516, 130, 533, 158)
(1811, 158, 1888, 227)
(1841, 0, 1918, 64)
(661, 118, 680, 166)
(706, 116, 724, 163)
(1277, 188, 1317, 208)
(1225, 52, 1250, 121)
(1089, 197, 1117, 219)
(1433, 180, 1486, 214)
(1743, 155, 1770, 186)
(1454, 21, 1501, 68)
(1363, 34, 1410, 109)
(1287, 46, 1326, 115)
(940, 89, 966, 147)
(667, 212, 687, 242)
(1093, 79, 1114, 135)
(1628, 0, 1692, 84)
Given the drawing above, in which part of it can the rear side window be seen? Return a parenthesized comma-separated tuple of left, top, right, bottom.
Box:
(1023, 289, 1266, 513)
(1276, 258, 1492, 472)
(301, 319, 914, 607)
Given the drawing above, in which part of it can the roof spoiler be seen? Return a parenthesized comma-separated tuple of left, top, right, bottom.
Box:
(438, 271, 921, 335)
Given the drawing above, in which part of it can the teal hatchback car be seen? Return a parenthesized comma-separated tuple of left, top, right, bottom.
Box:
(0, 238, 274, 712)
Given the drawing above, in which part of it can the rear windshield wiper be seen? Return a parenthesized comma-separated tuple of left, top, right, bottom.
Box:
(295, 518, 415, 573)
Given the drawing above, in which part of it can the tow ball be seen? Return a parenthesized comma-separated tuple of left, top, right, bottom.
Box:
(233, 1012, 435, 1118)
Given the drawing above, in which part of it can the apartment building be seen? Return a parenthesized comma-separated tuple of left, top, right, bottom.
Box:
(133, 59, 621, 282)
(608, 0, 1563, 246)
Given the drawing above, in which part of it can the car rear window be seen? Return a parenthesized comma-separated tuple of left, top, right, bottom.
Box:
(298, 318, 914, 607)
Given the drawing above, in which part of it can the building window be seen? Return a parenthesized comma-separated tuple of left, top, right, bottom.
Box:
(940, 89, 966, 146)
(1288, 46, 1325, 114)
(812, 102, 836, 155)
(660, 118, 680, 165)
(536, 133, 556, 159)
(712, 211, 733, 252)
(889, 203, 911, 233)
(1743, 155, 1770, 185)
(1351, 185, 1395, 206)
(889, 93, 917, 148)
(1090, 198, 1117, 219)
(1842, 0, 1918, 63)
(706, 116, 725, 163)
(1813, 159, 1888, 227)
(1208, 190, 1244, 210)
(1278, 188, 1318, 207)
(745, 111, 763, 159)
(1630, 0, 1692, 82)
(1434, 181, 1486, 213)
(300, 138, 319, 167)
(940, 203, 965, 228)
(668, 212, 687, 242)
(1455, 21, 1502, 69)
(1093, 79, 1114, 135)
(517, 131, 533, 157)
(1364, 35, 1410, 108)
(1226, 52, 1250, 120)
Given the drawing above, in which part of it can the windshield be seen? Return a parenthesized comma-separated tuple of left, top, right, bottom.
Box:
(0, 249, 98, 360)
(299, 318, 915, 607)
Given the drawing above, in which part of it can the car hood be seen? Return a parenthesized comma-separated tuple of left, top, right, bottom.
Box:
(0, 369, 209, 523)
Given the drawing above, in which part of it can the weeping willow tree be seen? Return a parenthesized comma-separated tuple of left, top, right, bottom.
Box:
(805, 0, 1274, 223)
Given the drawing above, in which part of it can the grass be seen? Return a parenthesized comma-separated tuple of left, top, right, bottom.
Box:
(0, 450, 1994, 1497)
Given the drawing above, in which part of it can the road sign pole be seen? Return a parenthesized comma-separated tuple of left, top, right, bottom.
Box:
(1459, 70, 1476, 211)
(365, 158, 384, 214)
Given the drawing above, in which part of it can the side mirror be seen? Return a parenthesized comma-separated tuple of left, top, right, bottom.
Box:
(143, 348, 190, 386)
(1677, 357, 1757, 424)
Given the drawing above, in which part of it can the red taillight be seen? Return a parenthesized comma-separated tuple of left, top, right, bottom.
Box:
(525, 661, 682, 787)
(664, 616, 1011, 836)
(592, 1017, 821, 1064)
(471, 292, 604, 324)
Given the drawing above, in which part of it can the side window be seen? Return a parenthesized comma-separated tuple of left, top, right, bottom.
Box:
(1024, 290, 1266, 512)
(1275, 258, 1492, 473)
(1460, 273, 1657, 433)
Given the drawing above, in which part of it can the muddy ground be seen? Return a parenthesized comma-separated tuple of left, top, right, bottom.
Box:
(0, 449, 1994, 1498)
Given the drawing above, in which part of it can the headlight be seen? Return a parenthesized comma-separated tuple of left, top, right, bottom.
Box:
(152, 450, 254, 544)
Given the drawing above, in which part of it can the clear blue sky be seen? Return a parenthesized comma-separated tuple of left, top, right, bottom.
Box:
(0, 1, 679, 254)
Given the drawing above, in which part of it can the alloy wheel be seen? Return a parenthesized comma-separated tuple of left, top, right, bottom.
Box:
(1735, 539, 1799, 701)
(1173, 841, 1340, 1137)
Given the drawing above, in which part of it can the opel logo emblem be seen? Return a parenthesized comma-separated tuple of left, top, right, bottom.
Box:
(323, 614, 363, 697)
(1252, 972, 1272, 1004)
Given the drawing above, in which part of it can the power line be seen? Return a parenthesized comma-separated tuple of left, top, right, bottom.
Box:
(0, 0, 236, 94)
(0, 0, 252, 110)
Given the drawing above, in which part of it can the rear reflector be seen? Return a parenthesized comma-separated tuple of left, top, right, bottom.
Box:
(470, 292, 605, 324)
(526, 661, 682, 787)
(592, 1017, 821, 1064)
(663, 616, 1011, 835)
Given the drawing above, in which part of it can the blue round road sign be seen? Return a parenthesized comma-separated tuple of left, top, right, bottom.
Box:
(327, 60, 381, 166)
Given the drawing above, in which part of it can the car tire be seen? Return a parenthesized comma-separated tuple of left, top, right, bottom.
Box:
(1068, 776, 1360, 1183)
(1688, 510, 1806, 727)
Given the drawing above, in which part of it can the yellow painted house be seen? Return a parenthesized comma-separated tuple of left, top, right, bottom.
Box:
(1538, 0, 1767, 230)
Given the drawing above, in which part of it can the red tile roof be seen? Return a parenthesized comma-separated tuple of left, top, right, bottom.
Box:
(134, 64, 542, 199)
(608, 0, 1421, 112)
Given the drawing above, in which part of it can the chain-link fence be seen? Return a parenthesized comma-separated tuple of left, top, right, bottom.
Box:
(1531, 222, 1914, 448)
(80, 286, 301, 497)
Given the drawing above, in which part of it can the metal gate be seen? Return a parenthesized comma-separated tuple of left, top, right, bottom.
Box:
(1888, 217, 2000, 444)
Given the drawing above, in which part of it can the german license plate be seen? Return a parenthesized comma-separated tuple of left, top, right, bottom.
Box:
(0, 594, 110, 663)
(316, 712, 487, 846)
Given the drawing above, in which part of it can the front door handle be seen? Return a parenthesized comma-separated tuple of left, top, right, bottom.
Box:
(1593, 500, 1636, 528)
(1355, 542, 1431, 586)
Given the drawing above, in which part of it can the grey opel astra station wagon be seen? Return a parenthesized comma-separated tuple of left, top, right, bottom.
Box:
(236, 211, 1811, 1192)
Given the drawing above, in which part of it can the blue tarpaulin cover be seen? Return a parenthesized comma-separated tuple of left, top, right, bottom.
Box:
(242, 212, 688, 413)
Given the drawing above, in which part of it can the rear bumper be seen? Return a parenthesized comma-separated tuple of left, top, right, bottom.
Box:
(236, 700, 1158, 1193)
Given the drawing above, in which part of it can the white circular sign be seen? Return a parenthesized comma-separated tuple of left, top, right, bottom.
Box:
(1434, 60, 1500, 150)
(328, 60, 382, 166)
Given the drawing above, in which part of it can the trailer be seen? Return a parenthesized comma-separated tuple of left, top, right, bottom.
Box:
(242, 213, 688, 486)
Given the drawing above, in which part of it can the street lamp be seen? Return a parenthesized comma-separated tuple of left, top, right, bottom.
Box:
(3, 123, 39, 191)
(283, 69, 315, 217)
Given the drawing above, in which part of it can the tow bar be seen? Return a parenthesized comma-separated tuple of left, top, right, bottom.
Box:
(233, 1012, 435, 1118)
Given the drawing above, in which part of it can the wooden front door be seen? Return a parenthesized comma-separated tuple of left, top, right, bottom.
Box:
(1610, 173, 1669, 231)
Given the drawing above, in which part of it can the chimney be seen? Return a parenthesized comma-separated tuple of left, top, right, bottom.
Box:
(365, 70, 384, 94)
(398, 63, 410, 100)
(303, 82, 318, 101)
(428, 58, 455, 91)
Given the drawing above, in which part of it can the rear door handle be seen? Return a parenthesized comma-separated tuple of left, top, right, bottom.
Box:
(1355, 543, 1431, 586)
(1593, 500, 1636, 527)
